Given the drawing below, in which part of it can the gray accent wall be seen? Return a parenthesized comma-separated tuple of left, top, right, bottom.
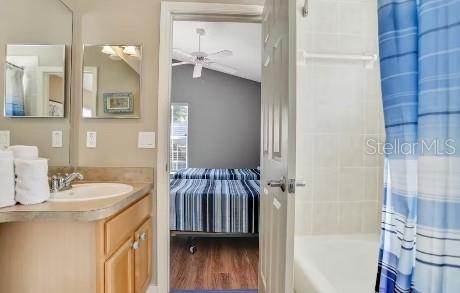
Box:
(171, 64, 261, 169)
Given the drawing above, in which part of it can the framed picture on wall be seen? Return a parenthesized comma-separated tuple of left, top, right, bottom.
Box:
(103, 92, 134, 113)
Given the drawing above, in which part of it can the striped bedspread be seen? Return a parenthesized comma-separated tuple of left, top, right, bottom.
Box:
(170, 179, 260, 234)
(173, 168, 260, 180)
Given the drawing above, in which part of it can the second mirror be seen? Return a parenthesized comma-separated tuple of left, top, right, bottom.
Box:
(82, 45, 141, 118)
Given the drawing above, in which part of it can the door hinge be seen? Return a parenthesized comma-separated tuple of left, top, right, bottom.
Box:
(302, 0, 309, 17)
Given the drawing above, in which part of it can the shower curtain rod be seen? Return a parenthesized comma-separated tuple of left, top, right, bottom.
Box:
(6, 61, 24, 70)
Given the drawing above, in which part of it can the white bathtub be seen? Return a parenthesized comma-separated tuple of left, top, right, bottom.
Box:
(294, 234, 379, 293)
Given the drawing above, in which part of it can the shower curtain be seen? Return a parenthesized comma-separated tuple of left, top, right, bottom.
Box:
(5, 63, 25, 116)
(376, 0, 460, 292)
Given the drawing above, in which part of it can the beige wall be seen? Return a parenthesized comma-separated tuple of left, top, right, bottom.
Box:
(294, 0, 384, 235)
(70, 0, 159, 168)
(0, 0, 72, 166)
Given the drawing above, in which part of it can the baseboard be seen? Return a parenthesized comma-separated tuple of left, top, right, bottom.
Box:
(146, 285, 158, 293)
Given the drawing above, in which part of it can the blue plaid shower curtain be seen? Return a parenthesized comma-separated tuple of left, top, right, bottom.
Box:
(376, 0, 460, 292)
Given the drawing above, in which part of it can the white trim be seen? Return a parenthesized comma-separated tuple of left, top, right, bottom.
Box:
(147, 285, 158, 293)
(157, 2, 263, 293)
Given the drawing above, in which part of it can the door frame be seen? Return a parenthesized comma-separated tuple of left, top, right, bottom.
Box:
(156, 2, 263, 293)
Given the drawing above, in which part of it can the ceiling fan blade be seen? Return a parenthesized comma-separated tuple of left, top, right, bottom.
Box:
(207, 62, 237, 74)
(193, 64, 202, 78)
(173, 48, 194, 61)
(207, 50, 233, 59)
(172, 61, 191, 67)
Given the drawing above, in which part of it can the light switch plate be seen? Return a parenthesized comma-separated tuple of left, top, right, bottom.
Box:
(0, 130, 10, 148)
(138, 132, 155, 149)
(52, 131, 63, 148)
(86, 131, 97, 148)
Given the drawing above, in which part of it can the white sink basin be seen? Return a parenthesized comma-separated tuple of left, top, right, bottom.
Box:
(49, 183, 134, 202)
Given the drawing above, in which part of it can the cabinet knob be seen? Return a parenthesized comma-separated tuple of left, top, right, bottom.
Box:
(140, 232, 147, 241)
(132, 241, 140, 250)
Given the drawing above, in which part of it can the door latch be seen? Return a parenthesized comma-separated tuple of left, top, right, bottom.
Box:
(288, 179, 306, 193)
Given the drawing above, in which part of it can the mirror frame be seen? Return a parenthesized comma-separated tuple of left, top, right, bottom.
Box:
(3, 44, 68, 118)
(81, 44, 142, 119)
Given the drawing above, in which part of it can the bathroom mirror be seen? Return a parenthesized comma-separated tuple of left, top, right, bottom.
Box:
(0, 0, 73, 166)
(82, 45, 142, 119)
(4, 44, 66, 117)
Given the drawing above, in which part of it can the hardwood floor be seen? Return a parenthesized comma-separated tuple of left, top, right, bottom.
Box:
(170, 237, 259, 290)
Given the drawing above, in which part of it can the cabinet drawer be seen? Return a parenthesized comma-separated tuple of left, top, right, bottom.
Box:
(105, 195, 151, 256)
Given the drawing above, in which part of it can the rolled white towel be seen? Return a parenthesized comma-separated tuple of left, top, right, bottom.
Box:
(14, 158, 48, 179)
(15, 177, 50, 205)
(8, 145, 39, 160)
(14, 158, 50, 205)
(0, 150, 15, 208)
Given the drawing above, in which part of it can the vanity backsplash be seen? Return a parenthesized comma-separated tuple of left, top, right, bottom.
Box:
(49, 166, 154, 183)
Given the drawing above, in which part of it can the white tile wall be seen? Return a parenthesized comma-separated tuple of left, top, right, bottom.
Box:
(295, 0, 384, 235)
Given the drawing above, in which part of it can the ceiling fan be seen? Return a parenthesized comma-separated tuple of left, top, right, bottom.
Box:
(172, 28, 236, 78)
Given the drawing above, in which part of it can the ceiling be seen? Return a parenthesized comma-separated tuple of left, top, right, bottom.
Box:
(173, 21, 262, 82)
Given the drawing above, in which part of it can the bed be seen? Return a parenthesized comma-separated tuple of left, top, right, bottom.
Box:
(170, 178, 260, 234)
(172, 168, 260, 180)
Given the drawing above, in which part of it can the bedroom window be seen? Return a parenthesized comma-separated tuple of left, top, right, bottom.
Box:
(170, 103, 188, 173)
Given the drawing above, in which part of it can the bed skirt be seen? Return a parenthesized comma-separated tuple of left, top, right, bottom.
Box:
(170, 179, 260, 234)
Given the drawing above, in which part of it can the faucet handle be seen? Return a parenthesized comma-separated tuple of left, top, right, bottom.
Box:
(49, 175, 61, 193)
(76, 172, 84, 180)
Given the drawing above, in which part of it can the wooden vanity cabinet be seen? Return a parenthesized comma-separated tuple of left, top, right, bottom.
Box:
(103, 219, 152, 293)
(0, 193, 153, 293)
(134, 219, 153, 293)
(100, 195, 153, 293)
(105, 236, 135, 293)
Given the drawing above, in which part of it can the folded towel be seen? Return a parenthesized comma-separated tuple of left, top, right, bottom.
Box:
(14, 158, 48, 179)
(8, 145, 39, 160)
(0, 150, 15, 208)
(14, 158, 49, 205)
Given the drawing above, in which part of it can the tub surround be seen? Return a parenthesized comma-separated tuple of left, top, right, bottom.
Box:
(294, 234, 379, 293)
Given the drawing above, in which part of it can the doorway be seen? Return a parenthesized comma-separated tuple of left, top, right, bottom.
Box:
(168, 20, 262, 291)
(157, 2, 297, 293)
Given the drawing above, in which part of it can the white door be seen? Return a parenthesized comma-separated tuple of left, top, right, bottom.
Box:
(259, 0, 296, 291)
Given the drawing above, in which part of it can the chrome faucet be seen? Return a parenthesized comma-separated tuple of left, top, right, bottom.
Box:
(49, 172, 84, 193)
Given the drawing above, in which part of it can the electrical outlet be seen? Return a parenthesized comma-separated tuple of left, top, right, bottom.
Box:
(86, 131, 97, 148)
(52, 131, 63, 148)
(0, 130, 10, 148)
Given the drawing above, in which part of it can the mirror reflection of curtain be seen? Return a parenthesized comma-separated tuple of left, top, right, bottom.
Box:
(5, 63, 25, 116)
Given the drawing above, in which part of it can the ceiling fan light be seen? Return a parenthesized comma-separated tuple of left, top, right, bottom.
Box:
(123, 46, 138, 56)
(101, 46, 115, 55)
(193, 65, 202, 78)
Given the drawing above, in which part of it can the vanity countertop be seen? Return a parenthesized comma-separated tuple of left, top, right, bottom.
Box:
(0, 182, 153, 223)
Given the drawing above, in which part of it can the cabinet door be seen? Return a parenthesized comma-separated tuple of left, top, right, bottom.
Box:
(105, 236, 135, 293)
(134, 218, 152, 293)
